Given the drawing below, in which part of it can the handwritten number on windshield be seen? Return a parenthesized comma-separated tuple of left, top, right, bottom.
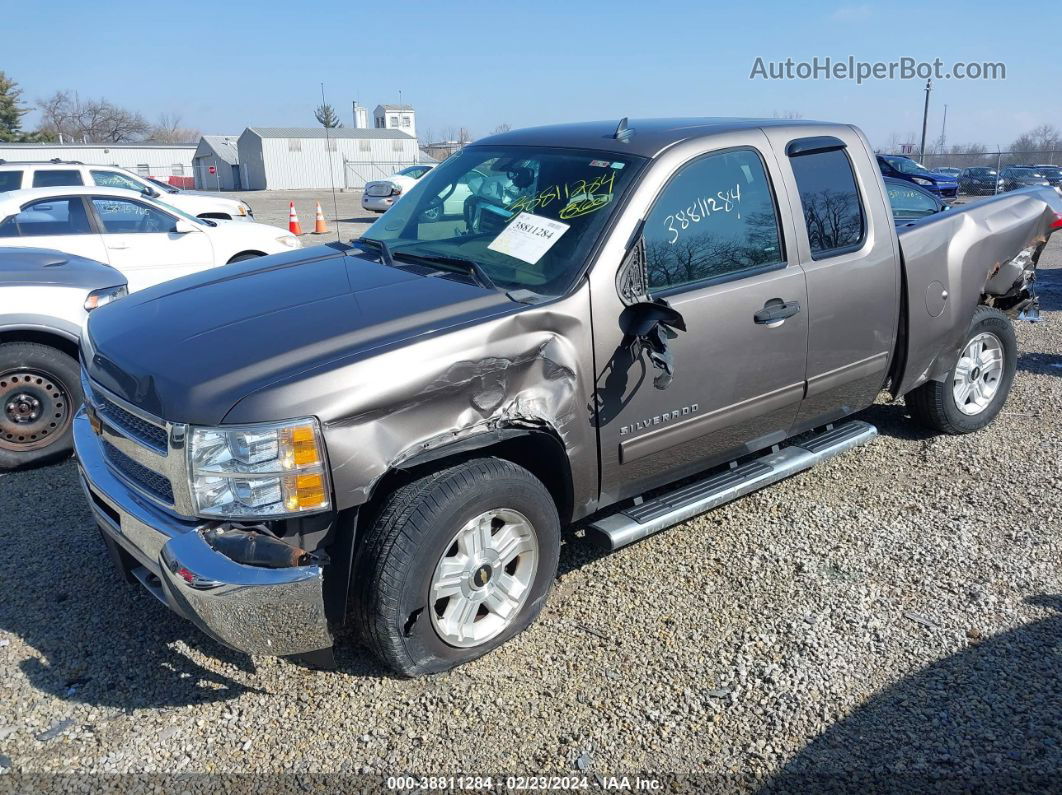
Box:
(510, 172, 616, 219)
(664, 184, 742, 245)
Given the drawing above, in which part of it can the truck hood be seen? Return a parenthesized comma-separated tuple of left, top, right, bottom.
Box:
(84, 245, 516, 425)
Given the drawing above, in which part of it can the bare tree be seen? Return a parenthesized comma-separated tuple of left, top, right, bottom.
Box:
(457, 127, 473, 145)
(771, 110, 803, 119)
(35, 91, 150, 143)
(149, 113, 200, 143)
(491, 123, 512, 134)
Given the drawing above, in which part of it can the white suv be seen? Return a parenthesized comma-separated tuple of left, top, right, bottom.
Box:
(0, 160, 254, 222)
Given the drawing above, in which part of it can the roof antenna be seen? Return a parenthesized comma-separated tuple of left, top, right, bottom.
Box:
(613, 117, 634, 142)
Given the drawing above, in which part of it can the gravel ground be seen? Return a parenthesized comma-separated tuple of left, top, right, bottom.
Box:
(0, 237, 1059, 790)
(229, 188, 377, 243)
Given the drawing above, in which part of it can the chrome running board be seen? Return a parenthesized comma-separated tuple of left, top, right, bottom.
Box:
(588, 420, 878, 550)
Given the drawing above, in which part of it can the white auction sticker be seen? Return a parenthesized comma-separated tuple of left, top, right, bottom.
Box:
(487, 212, 570, 265)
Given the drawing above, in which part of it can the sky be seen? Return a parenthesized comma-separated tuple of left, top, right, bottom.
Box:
(5, 0, 1058, 150)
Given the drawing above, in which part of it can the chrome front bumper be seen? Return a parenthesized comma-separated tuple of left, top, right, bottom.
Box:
(73, 409, 333, 656)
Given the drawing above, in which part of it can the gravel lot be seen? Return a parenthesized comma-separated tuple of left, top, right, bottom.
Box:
(230, 188, 376, 243)
(0, 234, 1058, 789)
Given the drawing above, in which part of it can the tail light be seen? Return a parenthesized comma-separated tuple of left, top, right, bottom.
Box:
(1051, 213, 1062, 230)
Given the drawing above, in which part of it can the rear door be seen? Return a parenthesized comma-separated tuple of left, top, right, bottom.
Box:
(761, 129, 900, 432)
(0, 195, 109, 263)
(88, 195, 214, 292)
(589, 133, 809, 504)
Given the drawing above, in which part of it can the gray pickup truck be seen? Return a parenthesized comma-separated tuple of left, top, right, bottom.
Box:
(74, 118, 1062, 676)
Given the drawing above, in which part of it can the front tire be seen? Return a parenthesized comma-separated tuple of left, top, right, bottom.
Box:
(906, 305, 1017, 434)
(353, 458, 561, 677)
(0, 342, 81, 470)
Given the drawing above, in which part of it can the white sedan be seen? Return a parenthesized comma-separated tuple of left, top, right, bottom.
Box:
(362, 165, 488, 221)
(0, 187, 300, 292)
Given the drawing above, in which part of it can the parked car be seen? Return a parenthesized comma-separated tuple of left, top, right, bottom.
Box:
(884, 176, 948, 221)
(0, 187, 300, 292)
(958, 167, 1003, 196)
(1030, 165, 1062, 188)
(0, 160, 254, 221)
(1000, 167, 1052, 192)
(0, 247, 126, 470)
(933, 167, 962, 178)
(876, 155, 959, 198)
(362, 165, 436, 214)
(75, 118, 1062, 676)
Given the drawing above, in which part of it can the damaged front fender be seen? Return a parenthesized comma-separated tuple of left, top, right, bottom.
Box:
(223, 283, 599, 519)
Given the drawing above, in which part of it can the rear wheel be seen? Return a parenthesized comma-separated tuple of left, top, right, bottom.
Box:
(353, 458, 560, 677)
(906, 306, 1017, 434)
(0, 342, 81, 470)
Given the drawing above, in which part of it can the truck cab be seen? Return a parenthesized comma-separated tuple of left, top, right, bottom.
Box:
(74, 119, 1062, 676)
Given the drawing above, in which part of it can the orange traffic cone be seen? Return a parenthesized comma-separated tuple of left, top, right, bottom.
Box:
(313, 202, 329, 234)
(288, 201, 303, 235)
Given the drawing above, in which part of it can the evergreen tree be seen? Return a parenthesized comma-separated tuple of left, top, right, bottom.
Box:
(314, 103, 343, 129)
(0, 71, 28, 142)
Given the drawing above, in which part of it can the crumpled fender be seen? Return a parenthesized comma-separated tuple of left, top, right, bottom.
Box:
(893, 187, 1062, 396)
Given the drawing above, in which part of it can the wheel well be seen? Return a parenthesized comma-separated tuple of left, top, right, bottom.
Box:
(226, 250, 266, 264)
(0, 329, 79, 361)
(360, 430, 575, 531)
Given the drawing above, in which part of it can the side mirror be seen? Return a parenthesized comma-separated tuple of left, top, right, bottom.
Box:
(615, 232, 687, 389)
(173, 219, 200, 234)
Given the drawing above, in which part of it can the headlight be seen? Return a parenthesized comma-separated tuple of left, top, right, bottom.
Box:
(911, 177, 934, 186)
(239, 202, 252, 216)
(276, 234, 300, 248)
(187, 418, 331, 518)
(84, 285, 128, 311)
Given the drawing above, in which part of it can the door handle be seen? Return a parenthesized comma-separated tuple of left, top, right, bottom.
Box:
(107, 243, 130, 250)
(754, 299, 801, 326)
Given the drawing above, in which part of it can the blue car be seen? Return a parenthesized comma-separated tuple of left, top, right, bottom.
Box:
(876, 155, 959, 199)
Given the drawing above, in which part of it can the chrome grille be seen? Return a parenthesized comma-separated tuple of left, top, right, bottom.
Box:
(102, 440, 175, 504)
(96, 394, 168, 452)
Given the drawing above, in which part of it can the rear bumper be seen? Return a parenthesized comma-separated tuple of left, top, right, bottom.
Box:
(73, 409, 332, 656)
(361, 194, 395, 212)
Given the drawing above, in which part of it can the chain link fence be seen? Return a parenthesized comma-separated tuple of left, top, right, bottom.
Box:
(882, 150, 1062, 196)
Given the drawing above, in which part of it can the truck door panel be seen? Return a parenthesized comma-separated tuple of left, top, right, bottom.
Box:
(588, 134, 809, 505)
(761, 128, 900, 431)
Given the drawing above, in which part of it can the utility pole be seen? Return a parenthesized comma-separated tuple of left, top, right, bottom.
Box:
(919, 79, 932, 162)
(939, 104, 948, 152)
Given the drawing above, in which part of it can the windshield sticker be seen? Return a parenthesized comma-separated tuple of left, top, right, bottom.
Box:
(589, 159, 611, 168)
(487, 212, 570, 265)
(611, 162, 625, 169)
(663, 183, 742, 245)
(509, 172, 617, 220)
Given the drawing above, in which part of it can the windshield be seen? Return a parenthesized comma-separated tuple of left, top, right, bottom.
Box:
(968, 169, 996, 176)
(152, 198, 210, 226)
(1038, 167, 1062, 178)
(362, 146, 646, 298)
(886, 157, 933, 176)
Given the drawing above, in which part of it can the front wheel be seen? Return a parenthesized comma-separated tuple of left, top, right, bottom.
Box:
(906, 305, 1017, 434)
(353, 458, 560, 677)
(0, 342, 82, 470)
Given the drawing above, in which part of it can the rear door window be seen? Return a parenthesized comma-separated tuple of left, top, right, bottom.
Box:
(31, 169, 84, 188)
(0, 197, 93, 237)
(0, 171, 23, 192)
(789, 148, 866, 258)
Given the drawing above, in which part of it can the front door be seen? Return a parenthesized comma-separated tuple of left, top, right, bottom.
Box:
(0, 195, 110, 264)
(590, 143, 808, 504)
(88, 196, 214, 292)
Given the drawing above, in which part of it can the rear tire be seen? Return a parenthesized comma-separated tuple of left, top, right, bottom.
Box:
(352, 458, 561, 677)
(906, 305, 1017, 434)
(0, 342, 81, 470)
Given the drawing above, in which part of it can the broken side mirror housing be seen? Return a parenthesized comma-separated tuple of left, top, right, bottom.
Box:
(616, 233, 687, 389)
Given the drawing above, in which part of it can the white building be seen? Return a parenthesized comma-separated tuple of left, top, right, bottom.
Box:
(373, 104, 416, 139)
(353, 102, 370, 130)
(0, 142, 197, 186)
(236, 127, 421, 190)
(193, 135, 241, 191)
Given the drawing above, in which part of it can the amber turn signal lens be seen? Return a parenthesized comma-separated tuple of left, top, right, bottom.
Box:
(280, 425, 321, 469)
(284, 473, 327, 511)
